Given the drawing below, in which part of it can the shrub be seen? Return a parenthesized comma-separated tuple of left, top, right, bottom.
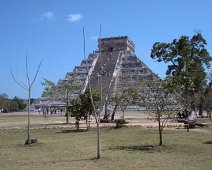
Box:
(114, 119, 128, 128)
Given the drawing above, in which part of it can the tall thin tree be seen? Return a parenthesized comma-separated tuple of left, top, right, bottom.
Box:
(83, 26, 101, 159)
(11, 57, 42, 144)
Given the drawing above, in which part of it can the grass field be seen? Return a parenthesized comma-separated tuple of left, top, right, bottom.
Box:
(0, 126, 212, 170)
(0, 113, 75, 129)
(0, 110, 149, 129)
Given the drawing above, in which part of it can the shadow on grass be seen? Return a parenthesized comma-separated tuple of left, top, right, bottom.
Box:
(53, 157, 100, 164)
(204, 141, 212, 144)
(56, 129, 88, 133)
(72, 157, 102, 162)
(17, 142, 44, 148)
(109, 145, 160, 153)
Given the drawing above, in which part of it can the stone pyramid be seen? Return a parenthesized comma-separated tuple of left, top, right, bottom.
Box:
(60, 36, 158, 107)
(34, 36, 158, 109)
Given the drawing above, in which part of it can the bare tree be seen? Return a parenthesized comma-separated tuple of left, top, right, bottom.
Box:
(83, 26, 101, 159)
(144, 79, 178, 146)
(11, 57, 42, 144)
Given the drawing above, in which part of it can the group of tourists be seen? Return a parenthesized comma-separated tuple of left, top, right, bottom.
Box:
(38, 107, 64, 118)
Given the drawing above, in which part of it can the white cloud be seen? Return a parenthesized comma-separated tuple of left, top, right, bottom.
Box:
(90, 36, 98, 40)
(41, 11, 55, 21)
(67, 13, 82, 22)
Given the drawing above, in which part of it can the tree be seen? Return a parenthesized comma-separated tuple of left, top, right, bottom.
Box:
(144, 79, 178, 146)
(8, 100, 19, 112)
(81, 26, 103, 159)
(11, 57, 42, 144)
(70, 89, 100, 131)
(109, 85, 141, 121)
(0, 95, 26, 112)
(12, 96, 26, 111)
(30, 98, 36, 105)
(42, 78, 81, 124)
(108, 74, 141, 121)
(202, 71, 212, 117)
(150, 33, 212, 132)
(70, 97, 84, 131)
(0, 93, 10, 112)
(0, 93, 9, 99)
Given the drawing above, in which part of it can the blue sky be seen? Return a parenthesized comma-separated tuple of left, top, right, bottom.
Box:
(0, 0, 212, 99)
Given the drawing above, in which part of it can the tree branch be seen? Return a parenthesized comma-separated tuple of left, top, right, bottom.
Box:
(26, 56, 31, 87)
(11, 70, 28, 91)
(31, 60, 42, 87)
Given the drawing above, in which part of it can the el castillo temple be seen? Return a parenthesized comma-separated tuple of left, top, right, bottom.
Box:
(35, 36, 159, 110)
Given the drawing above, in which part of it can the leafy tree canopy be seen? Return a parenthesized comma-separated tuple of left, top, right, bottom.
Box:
(0, 94, 26, 112)
(70, 88, 100, 118)
(70, 88, 100, 129)
(12, 96, 26, 111)
(151, 33, 212, 96)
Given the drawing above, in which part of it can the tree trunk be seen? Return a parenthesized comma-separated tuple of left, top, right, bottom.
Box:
(159, 130, 162, 146)
(187, 121, 190, 132)
(66, 95, 69, 124)
(199, 97, 204, 117)
(86, 112, 90, 131)
(103, 100, 108, 120)
(122, 109, 125, 119)
(158, 113, 162, 146)
(66, 110, 69, 124)
(88, 113, 91, 128)
(111, 104, 118, 121)
(85, 112, 88, 130)
(186, 109, 189, 132)
(75, 121, 79, 131)
(96, 121, 100, 159)
(27, 89, 31, 141)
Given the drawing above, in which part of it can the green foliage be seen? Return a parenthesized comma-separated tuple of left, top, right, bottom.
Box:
(204, 72, 212, 108)
(41, 78, 82, 102)
(144, 79, 178, 115)
(109, 82, 142, 121)
(0, 95, 9, 112)
(79, 88, 100, 114)
(70, 99, 82, 130)
(70, 88, 100, 128)
(143, 79, 178, 145)
(8, 100, 19, 112)
(30, 98, 35, 105)
(150, 33, 212, 110)
(41, 78, 82, 124)
(151, 33, 211, 94)
(70, 97, 84, 128)
(12, 96, 26, 111)
(41, 79, 57, 97)
(204, 87, 212, 108)
(110, 83, 141, 106)
(0, 94, 26, 112)
(114, 119, 128, 128)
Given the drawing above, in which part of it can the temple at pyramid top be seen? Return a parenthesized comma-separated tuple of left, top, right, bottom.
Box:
(98, 36, 135, 52)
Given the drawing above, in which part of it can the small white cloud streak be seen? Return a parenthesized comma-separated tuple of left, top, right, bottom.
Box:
(90, 36, 98, 40)
(67, 13, 82, 22)
(41, 11, 55, 21)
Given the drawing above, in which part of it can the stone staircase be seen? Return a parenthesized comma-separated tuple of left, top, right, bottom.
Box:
(89, 51, 120, 100)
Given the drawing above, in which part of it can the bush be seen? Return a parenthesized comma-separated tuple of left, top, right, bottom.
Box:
(114, 119, 128, 128)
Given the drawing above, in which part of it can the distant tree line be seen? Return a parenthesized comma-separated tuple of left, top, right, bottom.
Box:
(0, 93, 27, 112)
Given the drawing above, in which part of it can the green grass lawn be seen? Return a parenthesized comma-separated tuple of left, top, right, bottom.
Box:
(0, 126, 212, 170)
